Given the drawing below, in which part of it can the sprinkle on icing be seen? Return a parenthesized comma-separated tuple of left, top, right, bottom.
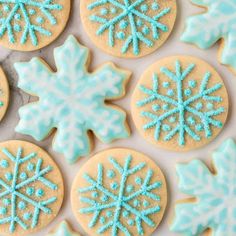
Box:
(87, 0, 171, 55)
(137, 60, 226, 146)
(181, 0, 236, 73)
(0, 0, 63, 45)
(171, 138, 236, 236)
(14, 35, 130, 164)
(79, 155, 162, 235)
(0, 146, 58, 233)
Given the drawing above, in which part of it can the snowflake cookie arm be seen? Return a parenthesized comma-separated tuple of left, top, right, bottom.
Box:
(171, 161, 216, 235)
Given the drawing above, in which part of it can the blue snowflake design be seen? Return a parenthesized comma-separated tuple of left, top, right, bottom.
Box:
(79, 155, 162, 236)
(0, 0, 62, 45)
(87, 0, 171, 55)
(0, 146, 58, 233)
(137, 60, 225, 146)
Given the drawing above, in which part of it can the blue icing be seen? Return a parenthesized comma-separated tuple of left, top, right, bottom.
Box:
(47, 221, 81, 236)
(87, 0, 171, 55)
(0, 146, 58, 233)
(0, 0, 62, 45)
(181, 0, 236, 73)
(137, 60, 225, 146)
(79, 155, 162, 235)
(14, 35, 130, 164)
(171, 139, 236, 236)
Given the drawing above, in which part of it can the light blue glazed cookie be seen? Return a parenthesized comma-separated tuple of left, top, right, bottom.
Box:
(132, 56, 228, 151)
(181, 0, 236, 74)
(0, 0, 70, 51)
(80, 0, 177, 57)
(171, 139, 236, 236)
(47, 221, 81, 236)
(14, 35, 131, 164)
(72, 148, 167, 236)
(0, 140, 64, 235)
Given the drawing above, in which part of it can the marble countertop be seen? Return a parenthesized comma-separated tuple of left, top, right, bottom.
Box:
(0, 0, 236, 235)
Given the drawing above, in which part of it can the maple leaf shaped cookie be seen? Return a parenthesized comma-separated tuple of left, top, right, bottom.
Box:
(171, 139, 236, 236)
(181, 0, 236, 73)
(14, 35, 131, 164)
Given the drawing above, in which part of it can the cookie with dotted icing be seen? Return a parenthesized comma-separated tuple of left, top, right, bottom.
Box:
(0, 0, 70, 51)
(171, 138, 236, 236)
(14, 35, 131, 164)
(131, 56, 228, 151)
(47, 220, 81, 236)
(0, 140, 64, 235)
(181, 0, 236, 74)
(71, 148, 167, 236)
(80, 0, 177, 58)
(0, 67, 9, 122)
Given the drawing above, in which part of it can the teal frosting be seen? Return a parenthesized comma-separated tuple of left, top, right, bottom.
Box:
(137, 60, 225, 146)
(0, 146, 58, 233)
(171, 139, 236, 236)
(47, 220, 81, 236)
(0, 0, 62, 46)
(79, 155, 162, 235)
(181, 0, 236, 72)
(14, 35, 130, 164)
(87, 0, 171, 55)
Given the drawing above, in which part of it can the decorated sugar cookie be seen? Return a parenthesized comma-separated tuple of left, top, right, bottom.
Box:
(14, 35, 131, 164)
(71, 148, 167, 236)
(0, 140, 64, 235)
(80, 0, 177, 58)
(0, 0, 70, 51)
(181, 0, 236, 74)
(47, 220, 81, 236)
(171, 139, 236, 236)
(0, 67, 9, 122)
(132, 56, 228, 151)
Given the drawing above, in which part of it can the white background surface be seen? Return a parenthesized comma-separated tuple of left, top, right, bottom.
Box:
(0, 0, 235, 235)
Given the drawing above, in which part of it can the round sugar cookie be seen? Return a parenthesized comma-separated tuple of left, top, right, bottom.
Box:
(80, 0, 177, 58)
(132, 56, 229, 151)
(0, 140, 64, 235)
(71, 148, 167, 236)
(0, 68, 9, 122)
(0, 0, 70, 51)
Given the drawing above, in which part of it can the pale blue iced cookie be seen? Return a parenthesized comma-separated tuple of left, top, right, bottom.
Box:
(0, 0, 70, 51)
(47, 220, 81, 236)
(0, 140, 64, 235)
(80, 0, 177, 58)
(181, 0, 236, 74)
(14, 35, 131, 164)
(171, 138, 236, 236)
(71, 148, 167, 236)
(132, 56, 228, 151)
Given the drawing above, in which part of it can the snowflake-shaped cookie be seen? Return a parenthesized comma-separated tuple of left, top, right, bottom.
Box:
(14, 35, 130, 164)
(0, 0, 70, 50)
(132, 56, 228, 151)
(171, 138, 236, 236)
(72, 148, 167, 236)
(47, 220, 81, 236)
(0, 140, 63, 235)
(80, 0, 177, 57)
(181, 0, 236, 73)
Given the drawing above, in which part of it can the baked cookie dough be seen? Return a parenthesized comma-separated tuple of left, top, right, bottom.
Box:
(132, 55, 228, 151)
(0, 67, 9, 122)
(0, 140, 64, 235)
(71, 148, 167, 236)
(80, 0, 177, 58)
(0, 0, 70, 51)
